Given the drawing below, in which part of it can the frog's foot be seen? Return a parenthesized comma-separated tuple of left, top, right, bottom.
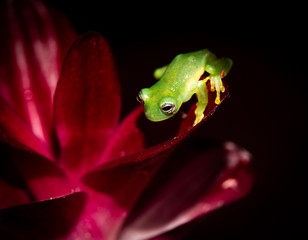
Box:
(204, 75, 225, 104)
(193, 111, 204, 126)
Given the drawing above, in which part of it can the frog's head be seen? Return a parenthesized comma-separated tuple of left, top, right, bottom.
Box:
(137, 88, 179, 122)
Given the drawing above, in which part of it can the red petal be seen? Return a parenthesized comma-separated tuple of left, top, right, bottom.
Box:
(84, 147, 171, 209)
(65, 191, 129, 240)
(0, 192, 87, 239)
(54, 32, 121, 175)
(118, 141, 253, 240)
(0, 0, 77, 154)
(0, 97, 52, 159)
(99, 105, 145, 164)
(0, 143, 73, 204)
(0, 178, 30, 209)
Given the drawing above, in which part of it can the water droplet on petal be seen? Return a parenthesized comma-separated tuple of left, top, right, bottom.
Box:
(23, 89, 33, 100)
(181, 112, 187, 119)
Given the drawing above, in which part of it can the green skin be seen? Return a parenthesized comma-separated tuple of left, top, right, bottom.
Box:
(138, 49, 232, 126)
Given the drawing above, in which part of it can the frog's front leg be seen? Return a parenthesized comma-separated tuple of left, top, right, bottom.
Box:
(204, 58, 233, 104)
(204, 74, 225, 104)
(193, 80, 208, 126)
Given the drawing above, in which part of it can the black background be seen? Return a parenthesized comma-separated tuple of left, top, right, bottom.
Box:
(44, 1, 306, 239)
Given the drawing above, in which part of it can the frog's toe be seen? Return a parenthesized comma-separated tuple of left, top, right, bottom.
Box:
(215, 92, 221, 104)
(193, 112, 204, 126)
(209, 75, 224, 104)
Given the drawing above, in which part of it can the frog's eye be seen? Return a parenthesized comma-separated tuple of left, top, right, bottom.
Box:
(136, 91, 143, 103)
(160, 102, 176, 115)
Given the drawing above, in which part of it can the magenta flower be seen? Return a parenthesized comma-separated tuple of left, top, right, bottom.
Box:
(0, 0, 254, 239)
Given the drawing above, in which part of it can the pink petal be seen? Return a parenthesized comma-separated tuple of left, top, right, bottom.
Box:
(0, 143, 73, 204)
(0, 192, 87, 239)
(0, 0, 77, 154)
(54, 32, 121, 175)
(118, 141, 253, 240)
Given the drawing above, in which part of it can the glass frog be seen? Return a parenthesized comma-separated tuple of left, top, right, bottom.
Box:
(137, 49, 232, 126)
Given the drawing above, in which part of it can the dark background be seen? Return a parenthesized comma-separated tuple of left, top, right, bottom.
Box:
(45, 1, 306, 239)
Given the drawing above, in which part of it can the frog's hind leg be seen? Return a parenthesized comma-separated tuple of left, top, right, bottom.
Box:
(193, 80, 208, 126)
(204, 58, 233, 104)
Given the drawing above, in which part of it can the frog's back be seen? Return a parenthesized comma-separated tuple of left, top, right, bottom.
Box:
(156, 49, 208, 93)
